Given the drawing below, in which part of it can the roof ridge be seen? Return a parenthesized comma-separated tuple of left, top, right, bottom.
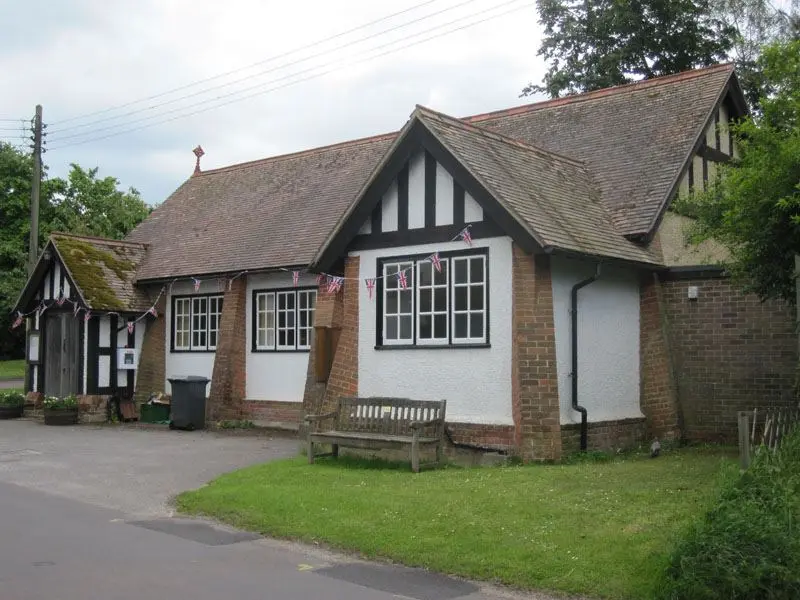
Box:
(199, 131, 398, 176)
(50, 232, 148, 249)
(414, 105, 586, 168)
(465, 63, 734, 123)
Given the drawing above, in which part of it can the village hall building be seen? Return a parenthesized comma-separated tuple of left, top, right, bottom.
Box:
(14, 64, 798, 460)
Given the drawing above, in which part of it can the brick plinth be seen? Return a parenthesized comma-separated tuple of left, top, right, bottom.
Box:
(639, 274, 680, 441)
(208, 277, 247, 421)
(512, 247, 561, 461)
(561, 418, 647, 454)
(447, 423, 515, 450)
(133, 291, 167, 404)
(242, 400, 302, 426)
(661, 276, 797, 442)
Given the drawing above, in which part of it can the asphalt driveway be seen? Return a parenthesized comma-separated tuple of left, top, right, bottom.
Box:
(0, 420, 297, 517)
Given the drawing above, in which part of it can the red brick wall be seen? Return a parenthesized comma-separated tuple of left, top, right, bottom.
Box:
(662, 276, 797, 442)
(561, 418, 647, 455)
(640, 274, 680, 440)
(242, 400, 302, 425)
(133, 291, 167, 404)
(208, 276, 247, 421)
(512, 247, 562, 461)
(447, 423, 515, 450)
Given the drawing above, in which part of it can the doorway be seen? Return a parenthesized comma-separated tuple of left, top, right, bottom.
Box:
(44, 313, 81, 398)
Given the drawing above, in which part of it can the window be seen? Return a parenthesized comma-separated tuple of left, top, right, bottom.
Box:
(171, 294, 224, 352)
(253, 288, 317, 351)
(378, 250, 488, 347)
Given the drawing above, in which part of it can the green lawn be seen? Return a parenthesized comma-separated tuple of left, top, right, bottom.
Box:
(0, 359, 25, 381)
(177, 448, 736, 599)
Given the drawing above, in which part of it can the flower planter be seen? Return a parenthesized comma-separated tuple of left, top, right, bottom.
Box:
(43, 407, 79, 426)
(0, 405, 23, 420)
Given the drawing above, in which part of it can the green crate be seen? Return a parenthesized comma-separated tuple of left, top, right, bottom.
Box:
(140, 403, 170, 424)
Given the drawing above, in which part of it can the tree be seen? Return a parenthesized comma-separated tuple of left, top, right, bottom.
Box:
(0, 145, 152, 358)
(522, 0, 735, 98)
(675, 39, 800, 304)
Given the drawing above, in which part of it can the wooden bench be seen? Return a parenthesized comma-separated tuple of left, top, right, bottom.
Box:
(305, 397, 447, 473)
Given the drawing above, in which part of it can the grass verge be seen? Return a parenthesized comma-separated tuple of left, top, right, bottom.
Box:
(0, 359, 25, 381)
(177, 447, 735, 599)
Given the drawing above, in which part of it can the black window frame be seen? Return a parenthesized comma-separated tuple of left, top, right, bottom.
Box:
(375, 247, 490, 350)
(170, 293, 224, 353)
(251, 286, 317, 353)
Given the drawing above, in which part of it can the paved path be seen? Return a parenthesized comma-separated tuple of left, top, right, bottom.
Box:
(0, 378, 23, 389)
(0, 421, 569, 600)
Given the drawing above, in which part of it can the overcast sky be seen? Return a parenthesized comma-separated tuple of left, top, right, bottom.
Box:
(0, 0, 545, 204)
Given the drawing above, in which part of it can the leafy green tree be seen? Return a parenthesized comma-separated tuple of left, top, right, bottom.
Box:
(675, 40, 800, 304)
(523, 0, 735, 98)
(0, 145, 152, 358)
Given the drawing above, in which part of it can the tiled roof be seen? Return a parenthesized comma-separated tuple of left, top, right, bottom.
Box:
(51, 233, 151, 311)
(416, 108, 659, 264)
(128, 64, 737, 279)
(468, 64, 736, 235)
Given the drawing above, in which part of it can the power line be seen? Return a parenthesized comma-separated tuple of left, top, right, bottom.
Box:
(49, 0, 442, 127)
(48, 1, 532, 151)
(48, 0, 482, 135)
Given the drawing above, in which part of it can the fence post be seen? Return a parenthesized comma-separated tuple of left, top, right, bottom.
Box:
(738, 411, 751, 470)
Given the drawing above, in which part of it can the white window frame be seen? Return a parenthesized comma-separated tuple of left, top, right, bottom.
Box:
(382, 261, 415, 345)
(378, 250, 488, 347)
(253, 288, 317, 351)
(172, 294, 224, 352)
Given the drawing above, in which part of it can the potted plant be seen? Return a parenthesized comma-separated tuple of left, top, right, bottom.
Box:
(0, 392, 25, 420)
(43, 395, 79, 426)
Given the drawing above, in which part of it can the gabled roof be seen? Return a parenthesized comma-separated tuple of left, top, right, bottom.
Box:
(468, 63, 742, 236)
(314, 107, 660, 269)
(16, 233, 150, 312)
(128, 64, 743, 279)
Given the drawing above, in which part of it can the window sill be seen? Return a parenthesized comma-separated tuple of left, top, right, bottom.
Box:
(251, 348, 312, 354)
(374, 343, 490, 350)
(170, 349, 218, 354)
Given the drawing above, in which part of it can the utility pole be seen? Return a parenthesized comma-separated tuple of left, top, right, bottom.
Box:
(28, 104, 42, 276)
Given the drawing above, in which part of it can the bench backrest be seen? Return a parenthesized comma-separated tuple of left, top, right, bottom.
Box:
(336, 397, 446, 437)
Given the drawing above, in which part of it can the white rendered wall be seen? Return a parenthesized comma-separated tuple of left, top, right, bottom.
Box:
(164, 280, 220, 395)
(245, 271, 316, 402)
(352, 236, 513, 425)
(551, 256, 643, 424)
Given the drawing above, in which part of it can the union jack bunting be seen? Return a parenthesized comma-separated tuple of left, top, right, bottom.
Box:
(192, 278, 201, 293)
(460, 227, 472, 246)
(429, 252, 442, 273)
(148, 306, 158, 318)
(327, 276, 343, 294)
(292, 271, 299, 286)
(397, 270, 408, 290)
(127, 321, 135, 335)
(56, 291, 66, 306)
(317, 273, 325, 287)
(83, 311, 92, 323)
(11, 312, 23, 329)
(365, 278, 376, 300)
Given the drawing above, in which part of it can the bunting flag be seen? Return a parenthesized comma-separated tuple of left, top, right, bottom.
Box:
(192, 278, 201, 293)
(148, 306, 158, 318)
(316, 273, 325, 287)
(292, 271, 299, 286)
(127, 321, 135, 335)
(429, 252, 442, 273)
(56, 292, 66, 306)
(83, 311, 92, 323)
(397, 270, 408, 290)
(327, 276, 343, 294)
(460, 227, 473, 246)
(365, 278, 376, 300)
(11, 311, 23, 329)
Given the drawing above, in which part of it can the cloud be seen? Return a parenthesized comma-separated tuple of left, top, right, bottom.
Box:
(0, 0, 545, 204)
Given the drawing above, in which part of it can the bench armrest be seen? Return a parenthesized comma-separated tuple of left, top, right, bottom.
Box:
(410, 418, 442, 430)
(304, 411, 337, 423)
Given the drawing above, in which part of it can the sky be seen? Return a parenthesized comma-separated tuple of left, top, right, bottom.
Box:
(0, 0, 545, 204)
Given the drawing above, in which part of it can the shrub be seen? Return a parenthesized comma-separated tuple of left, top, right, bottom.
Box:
(0, 391, 24, 407)
(658, 427, 800, 599)
(43, 395, 79, 410)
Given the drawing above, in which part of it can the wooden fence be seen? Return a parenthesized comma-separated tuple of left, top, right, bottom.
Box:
(738, 406, 800, 469)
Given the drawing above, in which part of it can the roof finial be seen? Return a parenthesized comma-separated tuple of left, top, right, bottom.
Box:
(193, 145, 205, 174)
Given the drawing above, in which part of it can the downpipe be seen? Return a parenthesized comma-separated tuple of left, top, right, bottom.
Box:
(571, 263, 601, 452)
